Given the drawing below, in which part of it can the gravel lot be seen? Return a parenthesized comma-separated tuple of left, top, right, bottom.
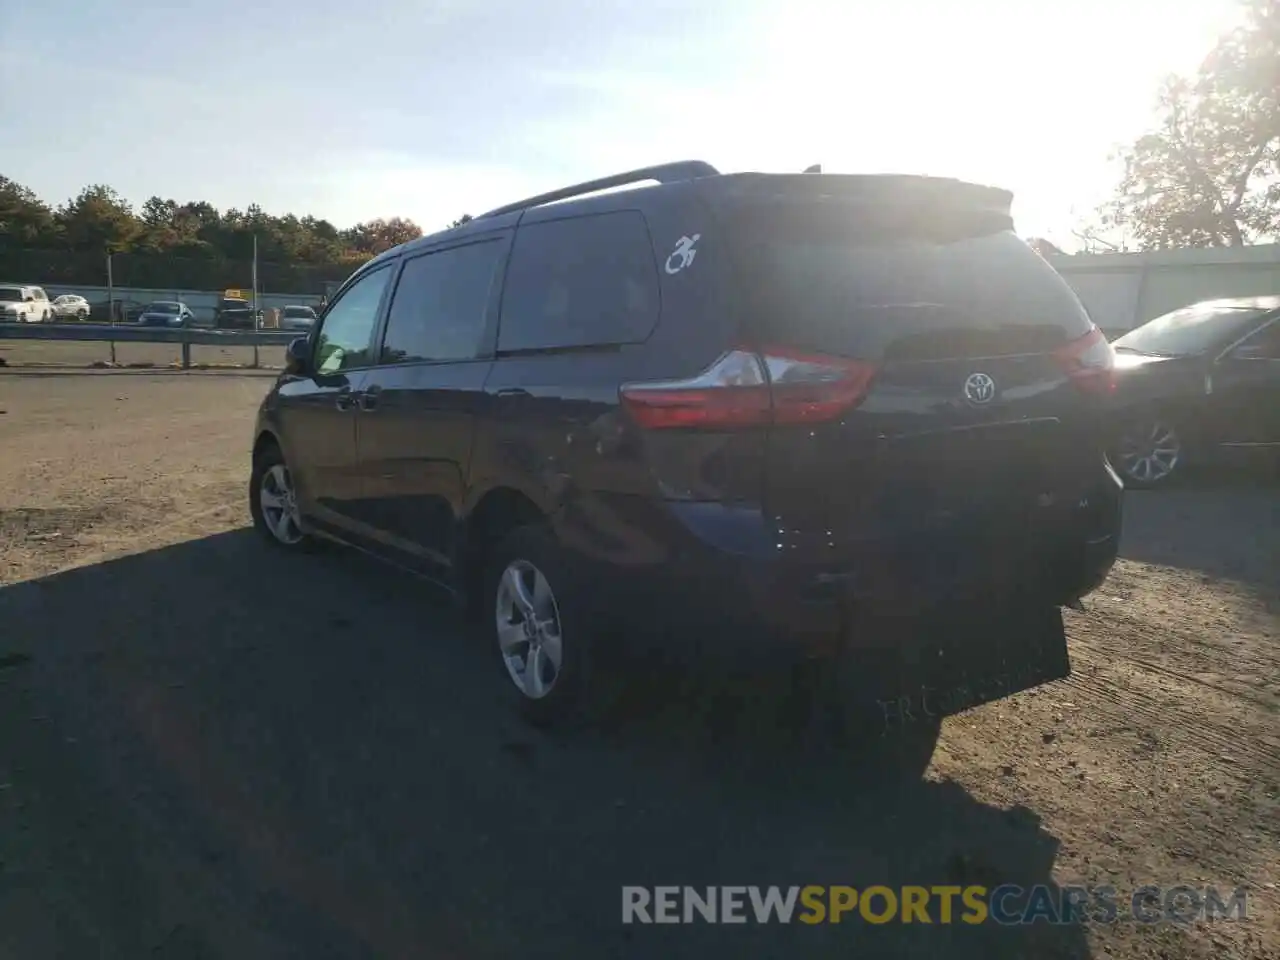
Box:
(0, 369, 1276, 959)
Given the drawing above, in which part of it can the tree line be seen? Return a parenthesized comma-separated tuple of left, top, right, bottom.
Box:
(0, 178, 433, 264)
(0, 179, 477, 291)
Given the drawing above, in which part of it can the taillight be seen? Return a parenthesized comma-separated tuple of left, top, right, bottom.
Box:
(1054, 326, 1115, 394)
(620, 346, 877, 430)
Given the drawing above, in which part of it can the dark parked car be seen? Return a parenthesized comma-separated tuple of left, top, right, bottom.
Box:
(136, 300, 195, 327)
(214, 297, 262, 329)
(248, 161, 1122, 750)
(1109, 297, 1280, 487)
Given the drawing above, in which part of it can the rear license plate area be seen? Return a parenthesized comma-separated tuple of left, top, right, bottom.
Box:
(879, 420, 1068, 513)
(840, 601, 1070, 735)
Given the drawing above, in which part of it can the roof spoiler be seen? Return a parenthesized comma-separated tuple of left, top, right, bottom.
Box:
(476, 160, 719, 220)
(729, 173, 1012, 213)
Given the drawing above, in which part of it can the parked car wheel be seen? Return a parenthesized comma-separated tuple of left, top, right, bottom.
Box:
(249, 444, 315, 550)
(76, 309, 88, 320)
(484, 524, 595, 727)
(1112, 416, 1183, 488)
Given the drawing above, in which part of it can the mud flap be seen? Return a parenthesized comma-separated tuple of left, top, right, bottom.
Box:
(836, 601, 1071, 738)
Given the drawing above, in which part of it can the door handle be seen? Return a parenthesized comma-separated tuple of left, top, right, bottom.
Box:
(334, 387, 355, 411)
(359, 385, 382, 412)
(495, 387, 531, 399)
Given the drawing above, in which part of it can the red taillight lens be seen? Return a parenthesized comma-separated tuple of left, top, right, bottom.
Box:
(758, 347, 878, 424)
(1054, 326, 1116, 394)
(620, 347, 877, 430)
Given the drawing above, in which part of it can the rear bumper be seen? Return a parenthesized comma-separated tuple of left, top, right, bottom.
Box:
(652, 523, 1118, 664)
(610, 469, 1121, 665)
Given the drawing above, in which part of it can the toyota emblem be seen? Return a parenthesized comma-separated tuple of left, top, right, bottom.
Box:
(963, 372, 997, 405)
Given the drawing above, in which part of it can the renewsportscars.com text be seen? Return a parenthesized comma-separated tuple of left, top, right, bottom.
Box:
(622, 884, 1249, 926)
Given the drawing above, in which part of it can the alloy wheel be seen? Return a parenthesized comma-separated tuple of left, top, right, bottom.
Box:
(1116, 421, 1181, 485)
(495, 560, 564, 699)
(259, 463, 304, 544)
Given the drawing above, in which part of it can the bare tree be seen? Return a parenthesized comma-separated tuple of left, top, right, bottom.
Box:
(1108, 0, 1280, 248)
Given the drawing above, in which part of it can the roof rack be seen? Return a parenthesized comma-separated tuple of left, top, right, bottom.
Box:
(475, 160, 719, 220)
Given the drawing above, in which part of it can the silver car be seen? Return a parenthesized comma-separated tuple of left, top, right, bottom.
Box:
(52, 294, 91, 320)
(279, 305, 318, 332)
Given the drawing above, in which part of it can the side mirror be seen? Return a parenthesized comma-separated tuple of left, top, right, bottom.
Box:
(285, 337, 311, 376)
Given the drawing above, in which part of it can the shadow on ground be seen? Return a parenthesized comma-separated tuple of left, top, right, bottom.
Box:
(0, 529, 1091, 959)
(1119, 476, 1279, 594)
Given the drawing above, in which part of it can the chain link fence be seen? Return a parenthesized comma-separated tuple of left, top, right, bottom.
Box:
(0, 249, 352, 296)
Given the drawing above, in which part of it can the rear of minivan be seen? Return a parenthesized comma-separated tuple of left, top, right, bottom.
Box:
(616, 174, 1121, 710)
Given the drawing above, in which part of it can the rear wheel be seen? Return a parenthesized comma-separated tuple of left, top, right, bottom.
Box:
(1113, 417, 1183, 488)
(483, 525, 596, 727)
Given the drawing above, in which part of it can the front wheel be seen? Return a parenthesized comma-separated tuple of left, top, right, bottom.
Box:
(483, 525, 597, 727)
(1112, 417, 1184, 488)
(249, 445, 315, 550)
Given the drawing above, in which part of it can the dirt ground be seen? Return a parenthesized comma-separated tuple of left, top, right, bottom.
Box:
(0, 368, 1276, 960)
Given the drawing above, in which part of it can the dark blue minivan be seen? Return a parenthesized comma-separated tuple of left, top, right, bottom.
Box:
(248, 161, 1122, 751)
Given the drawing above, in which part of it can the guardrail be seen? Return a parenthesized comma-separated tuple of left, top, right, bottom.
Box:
(0, 322, 300, 368)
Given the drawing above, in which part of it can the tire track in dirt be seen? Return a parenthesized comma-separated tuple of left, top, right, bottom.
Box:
(1055, 622, 1280, 783)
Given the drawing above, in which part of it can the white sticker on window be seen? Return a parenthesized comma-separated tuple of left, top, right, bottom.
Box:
(664, 234, 700, 275)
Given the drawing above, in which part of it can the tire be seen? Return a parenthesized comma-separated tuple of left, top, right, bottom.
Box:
(249, 443, 316, 551)
(77, 309, 88, 320)
(482, 524, 597, 728)
(1111, 415, 1184, 489)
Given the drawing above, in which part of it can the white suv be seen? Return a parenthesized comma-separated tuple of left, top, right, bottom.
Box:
(0, 284, 52, 322)
(51, 294, 91, 319)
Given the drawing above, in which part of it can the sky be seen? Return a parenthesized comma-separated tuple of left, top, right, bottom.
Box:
(0, 0, 1245, 248)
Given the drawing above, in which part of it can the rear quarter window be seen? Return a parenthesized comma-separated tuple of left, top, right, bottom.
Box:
(497, 210, 660, 352)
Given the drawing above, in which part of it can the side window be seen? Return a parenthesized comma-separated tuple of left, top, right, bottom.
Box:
(1239, 320, 1280, 359)
(379, 239, 504, 364)
(314, 265, 393, 374)
(32, 288, 47, 301)
(497, 211, 659, 352)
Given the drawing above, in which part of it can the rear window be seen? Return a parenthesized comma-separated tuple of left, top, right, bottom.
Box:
(498, 211, 659, 352)
(728, 202, 1092, 361)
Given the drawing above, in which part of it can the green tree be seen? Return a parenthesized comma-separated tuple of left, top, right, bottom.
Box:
(0, 176, 57, 248)
(1108, 0, 1280, 248)
(57, 184, 141, 253)
(344, 217, 423, 255)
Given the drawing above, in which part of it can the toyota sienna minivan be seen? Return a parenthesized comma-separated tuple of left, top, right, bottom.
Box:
(248, 161, 1122, 756)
